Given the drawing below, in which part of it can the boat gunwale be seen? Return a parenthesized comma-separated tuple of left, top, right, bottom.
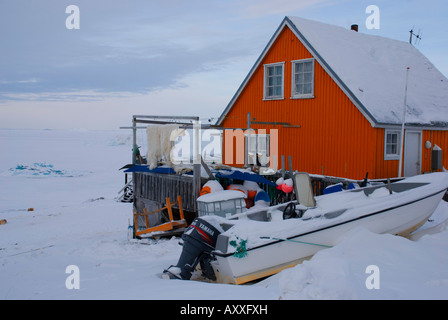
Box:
(213, 187, 447, 258)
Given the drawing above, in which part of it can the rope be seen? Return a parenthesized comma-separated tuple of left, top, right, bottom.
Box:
(230, 237, 248, 258)
(260, 236, 332, 248)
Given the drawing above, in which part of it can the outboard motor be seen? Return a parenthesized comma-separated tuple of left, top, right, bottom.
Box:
(164, 217, 221, 281)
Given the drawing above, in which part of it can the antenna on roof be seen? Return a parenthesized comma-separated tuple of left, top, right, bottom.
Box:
(409, 27, 422, 46)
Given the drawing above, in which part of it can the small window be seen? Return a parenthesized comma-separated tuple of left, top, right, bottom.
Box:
(291, 59, 314, 98)
(384, 130, 401, 160)
(246, 132, 270, 166)
(264, 62, 284, 100)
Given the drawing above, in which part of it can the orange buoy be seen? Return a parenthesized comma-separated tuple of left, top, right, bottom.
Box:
(200, 180, 224, 196)
(199, 186, 212, 196)
(227, 184, 247, 196)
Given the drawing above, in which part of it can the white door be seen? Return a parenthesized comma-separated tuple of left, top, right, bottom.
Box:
(403, 131, 421, 177)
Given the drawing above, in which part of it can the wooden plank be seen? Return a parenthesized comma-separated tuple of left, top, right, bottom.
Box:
(201, 157, 215, 179)
(136, 228, 186, 240)
(171, 219, 187, 228)
(166, 197, 174, 221)
(135, 222, 174, 236)
(133, 209, 140, 231)
(177, 195, 185, 220)
(133, 115, 199, 121)
(143, 208, 149, 228)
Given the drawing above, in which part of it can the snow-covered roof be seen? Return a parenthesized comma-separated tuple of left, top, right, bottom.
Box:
(286, 16, 448, 127)
(217, 17, 448, 128)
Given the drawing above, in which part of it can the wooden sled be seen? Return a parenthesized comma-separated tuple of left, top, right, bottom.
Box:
(133, 195, 187, 238)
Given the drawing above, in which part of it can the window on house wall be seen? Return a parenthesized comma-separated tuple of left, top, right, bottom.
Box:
(264, 62, 284, 100)
(291, 58, 314, 98)
(384, 130, 401, 160)
(245, 132, 270, 166)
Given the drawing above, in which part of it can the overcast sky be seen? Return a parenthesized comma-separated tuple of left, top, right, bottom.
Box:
(0, 0, 447, 130)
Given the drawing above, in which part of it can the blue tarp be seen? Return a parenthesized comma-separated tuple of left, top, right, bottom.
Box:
(323, 182, 357, 194)
(215, 170, 277, 187)
(254, 190, 271, 202)
(123, 165, 176, 174)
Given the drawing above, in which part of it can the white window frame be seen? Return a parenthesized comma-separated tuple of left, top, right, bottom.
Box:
(263, 62, 285, 100)
(384, 129, 401, 160)
(291, 58, 315, 99)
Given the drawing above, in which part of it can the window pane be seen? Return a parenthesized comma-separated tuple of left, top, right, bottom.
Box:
(265, 64, 283, 98)
(304, 61, 312, 72)
(257, 135, 267, 154)
(275, 66, 282, 75)
(275, 86, 282, 96)
(385, 132, 399, 155)
(304, 83, 312, 94)
(275, 76, 282, 86)
(391, 134, 397, 143)
(386, 144, 392, 154)
(304, 72, 312, 83)
(293, 60, 314, 97)
(391, 144, 397, 154)
(248, 135, 257, 153)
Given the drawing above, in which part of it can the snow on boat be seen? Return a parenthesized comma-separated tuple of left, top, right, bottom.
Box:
(164, 172, 448, 284)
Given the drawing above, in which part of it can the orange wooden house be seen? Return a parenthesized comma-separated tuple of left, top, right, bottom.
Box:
(216, 17, 448, 180)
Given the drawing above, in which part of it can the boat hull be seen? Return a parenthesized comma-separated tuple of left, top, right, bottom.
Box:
(212, 188, 446, 284)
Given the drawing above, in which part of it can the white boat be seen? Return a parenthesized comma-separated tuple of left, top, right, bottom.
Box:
(164, 172, 448, 284)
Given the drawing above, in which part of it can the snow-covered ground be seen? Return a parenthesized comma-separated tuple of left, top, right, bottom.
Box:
(1, 129, 447, 300)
